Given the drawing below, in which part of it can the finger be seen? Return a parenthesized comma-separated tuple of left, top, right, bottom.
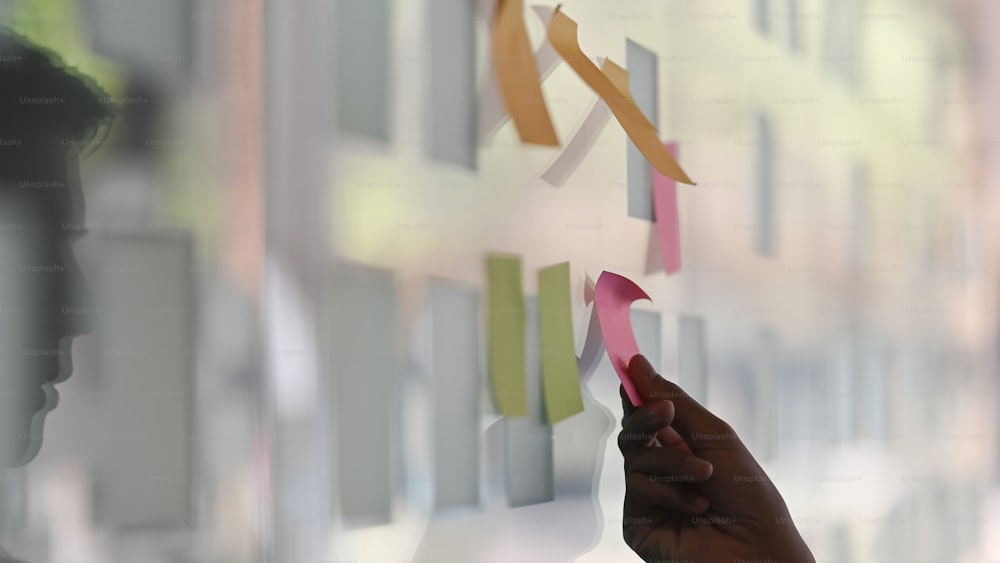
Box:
(620, 384, 637, 420)
(619, 388, 692, 454)
(628, 354, 739, 450)
(654, 425, 692, 454)
(618, 400, 673, 454)
(625, 447, 714, 483)
(625, 472, 711, 514)
(621, 500, 663, 559)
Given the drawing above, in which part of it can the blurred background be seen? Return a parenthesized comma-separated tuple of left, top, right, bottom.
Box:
(0, 0, 998, 561)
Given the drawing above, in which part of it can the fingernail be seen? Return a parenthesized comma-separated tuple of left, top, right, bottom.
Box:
(683, 456, 713, 478)
(629, 354, 655, 379)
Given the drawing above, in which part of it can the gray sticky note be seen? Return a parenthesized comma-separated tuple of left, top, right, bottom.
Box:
(427, 0, 477, 168)
(504, 298, 553, 507)
(850, 161, 869, 267)
(429, 281, 481, 511)
(333, 0, 391, 141)
(753, 328, 777, 460)
(631, 310, 662, 369)
(754, 0, 770, 34)
(754, 114, 776, 256)
(80, 0, 192, 83)
(678, 316, 707, 403)
(92, 233, 195, 529)
(626, 39, 659, 221)
(829, 335, 856, 444)
(328, 264, 397, 523)
(855, 336, 886, 440)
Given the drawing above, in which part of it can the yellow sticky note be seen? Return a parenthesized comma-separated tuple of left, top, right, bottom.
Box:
(538, 262, 584, 423)
(487, 254, 527, 416)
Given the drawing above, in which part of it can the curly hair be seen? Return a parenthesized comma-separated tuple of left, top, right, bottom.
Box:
(0, 26, 115, 152)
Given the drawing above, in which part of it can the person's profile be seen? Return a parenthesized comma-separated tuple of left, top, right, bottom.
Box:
(0, 28, 112, 470)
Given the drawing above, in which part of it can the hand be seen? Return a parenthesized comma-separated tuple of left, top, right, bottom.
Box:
(619, 354, 815, 563)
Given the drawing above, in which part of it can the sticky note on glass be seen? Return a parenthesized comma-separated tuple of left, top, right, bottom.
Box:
(428, 281, 481, 511)
(92, 233, 195, 529)
(626, 38, 660, 220)
(333, 0, 392, 141)
(754, 114, 776, 255)
(754, 328, 778, 460)
(486, 254, 526, 416)
(593, 271, 652, 407)
(328, 264, 397, 522)
(428, 0, 478, 168)
(539, 58, 624, 187)
(653, 142, 682, 274)
(491, 0, 558, 145)
(504, 297, 554, 507)
(546, 8, 694, 185)
(479, 4, 563, 144)
(538, 262, 583, 424)
(677, 316, 707, 403)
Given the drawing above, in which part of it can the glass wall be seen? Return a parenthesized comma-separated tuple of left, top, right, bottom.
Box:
(0, 0, 996, 561)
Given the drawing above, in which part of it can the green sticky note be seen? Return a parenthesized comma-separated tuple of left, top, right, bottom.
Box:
(538, 262, 584, 423)
(486, 254, 526, 416)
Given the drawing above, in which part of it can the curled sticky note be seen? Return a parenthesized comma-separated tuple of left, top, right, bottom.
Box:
(593, 271, 651, 406)
(654, 142, 682, 274)
(547, 7, 695, 185)
(539, 58, 626, 187)
(491, 0, 559, 145)
(479, 5, 563, 144)
(576, 301, 604, 381)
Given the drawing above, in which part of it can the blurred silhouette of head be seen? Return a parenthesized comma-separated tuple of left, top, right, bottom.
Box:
(0, 27, 113, 467)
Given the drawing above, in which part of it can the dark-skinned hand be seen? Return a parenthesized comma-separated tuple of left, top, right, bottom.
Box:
(619, 354, 815, 563)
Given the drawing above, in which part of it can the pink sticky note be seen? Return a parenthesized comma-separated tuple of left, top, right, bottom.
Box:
(653, 142, 682, 274)
(594, 271, 651, 407)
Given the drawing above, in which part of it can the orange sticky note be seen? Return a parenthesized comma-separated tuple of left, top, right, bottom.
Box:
(546, 6, 695, 185)
(492, 0, 559, 146)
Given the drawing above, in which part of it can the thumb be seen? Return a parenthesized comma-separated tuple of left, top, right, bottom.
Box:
(627, 354, 736, 449)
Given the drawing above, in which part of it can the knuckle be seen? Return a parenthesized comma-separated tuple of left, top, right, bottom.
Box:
(624, 472, 646, 490)
(713, 418, 737, 436)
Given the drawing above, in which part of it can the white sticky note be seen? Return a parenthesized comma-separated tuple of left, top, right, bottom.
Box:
(677, 316, 707, 403)
(428, 281, 481, 511)
(626, 39, 659, 221)
(427, 0, 478, 168)
(328, 264, 397, 523)
(92, 233, 195, 529)
(504, 298, 553, 507)
(540, 95, 612, 187)
(333, 0, 392, 141)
